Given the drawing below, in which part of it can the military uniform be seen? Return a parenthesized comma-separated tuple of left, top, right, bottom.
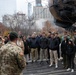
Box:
(0, 41, 4, 48)
(0, 42, 26, 75)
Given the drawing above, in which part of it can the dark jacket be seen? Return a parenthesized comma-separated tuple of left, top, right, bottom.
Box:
(36, 35, 41, 48)
(24, 41, 30, 54)
(55, 37, 61, 45)
(39, 36, 48, 49)
(29, 37, 38, 48)
(61, 39, 68, 54)
(48, 37, 59, 50)
(74, 36, 76, 45)
(26, 37, 31, 48)
(66, 41, 75, 55)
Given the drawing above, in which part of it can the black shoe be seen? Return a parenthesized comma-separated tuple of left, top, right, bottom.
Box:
(46, 61, 49, 64)
(31, 60, 34, 63)
(26, 62, 28, 65)
(35, 60, 38, 62)
(40, 61, 43, 64)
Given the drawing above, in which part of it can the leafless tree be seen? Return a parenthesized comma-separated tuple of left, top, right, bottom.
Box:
(2, 13, 39, 36)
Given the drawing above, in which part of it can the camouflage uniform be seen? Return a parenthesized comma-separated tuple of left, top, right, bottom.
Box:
(0, 41, 3, 48)
(0, 42, 26, 75)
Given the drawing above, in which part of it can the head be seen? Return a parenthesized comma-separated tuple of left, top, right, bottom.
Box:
(18, 31, 21, 34)
(51, 33, 55, 38)
(68, 40, 73, 45)
(55, 33, 58, 37)
(9, 32, 18, 42)
(48, 32, 51, 37)
(37, 32, 42, 36)
(27, 35, 31, 39)
(64, 31, 67, 35)
(31, 32, 37, 38)
(64, 35, 67, 40)
(23, 36, 26, 40)
(18, 36, 23, 41)
(41, 32, 46, 37)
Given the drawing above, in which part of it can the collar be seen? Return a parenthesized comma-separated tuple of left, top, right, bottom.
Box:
(11, 42, 17, 46)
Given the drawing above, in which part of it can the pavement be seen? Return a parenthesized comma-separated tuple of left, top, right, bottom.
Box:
(23, 59, 76, 75)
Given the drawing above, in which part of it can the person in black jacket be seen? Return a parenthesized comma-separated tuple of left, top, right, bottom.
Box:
(36, 32, 42, 60)
(39, 32, 48, 63)
(23, 36, 30, 64)
(61, 36, 68, 69)
(29, 32, 38, 63)
(66, 40, 75, 72)
(48, 33, 59, 68)
(73, 32, 76, 53)
(26, 35, 32, 60)
(55, 33, 61, 60)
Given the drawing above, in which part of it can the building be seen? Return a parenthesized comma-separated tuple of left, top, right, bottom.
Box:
(28, 2, 32, 18)
(35, 0, 42, 6)
(33, 6, 53, 20)
(33, 6, 54, 30)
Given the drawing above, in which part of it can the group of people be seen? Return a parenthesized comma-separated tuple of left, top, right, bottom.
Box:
(0, 31, 76, 75)
(23, 31, 76, 72)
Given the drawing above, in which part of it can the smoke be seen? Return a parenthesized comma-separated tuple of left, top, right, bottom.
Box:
(35, 19, 47, 30)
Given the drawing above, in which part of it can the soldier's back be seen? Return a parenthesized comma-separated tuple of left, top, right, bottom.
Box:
(0, 42, 25, 75)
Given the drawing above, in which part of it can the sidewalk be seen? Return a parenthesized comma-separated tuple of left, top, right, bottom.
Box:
(23, 59, 76, 75)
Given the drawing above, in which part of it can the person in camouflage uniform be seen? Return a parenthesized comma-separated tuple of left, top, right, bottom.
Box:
(0, 32, 26, 75)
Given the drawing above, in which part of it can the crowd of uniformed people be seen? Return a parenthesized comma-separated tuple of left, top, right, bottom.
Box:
(0, 31, 76, 75)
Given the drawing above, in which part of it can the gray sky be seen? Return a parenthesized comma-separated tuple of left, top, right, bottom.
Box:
(0, 0, 48, 22)
(0, 0, 17, 21)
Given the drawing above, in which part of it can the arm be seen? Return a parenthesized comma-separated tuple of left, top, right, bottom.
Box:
(54, 39, 59, 49)
(72, 46, 75, 55)
(21, 41, 24, 51)
(61, 41, 64, 51)
(15, 47, 26, 70)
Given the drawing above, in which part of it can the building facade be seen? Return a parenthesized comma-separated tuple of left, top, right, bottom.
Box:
(35, 0, 42, 6)
(28, 2, 32, 18)
(33, 6, 53, 20)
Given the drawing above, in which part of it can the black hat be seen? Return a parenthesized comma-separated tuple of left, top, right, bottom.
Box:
(9, 31, 18, 41)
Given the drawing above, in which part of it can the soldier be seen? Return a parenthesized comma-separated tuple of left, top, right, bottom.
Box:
(0, 32, 26, 75)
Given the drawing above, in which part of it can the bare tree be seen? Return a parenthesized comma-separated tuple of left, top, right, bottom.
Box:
(2, 13, 39, 36)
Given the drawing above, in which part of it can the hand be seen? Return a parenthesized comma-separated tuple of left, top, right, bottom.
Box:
(19, 52, 24, 56)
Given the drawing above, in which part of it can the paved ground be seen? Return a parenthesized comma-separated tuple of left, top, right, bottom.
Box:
(23, 60, 76, 75)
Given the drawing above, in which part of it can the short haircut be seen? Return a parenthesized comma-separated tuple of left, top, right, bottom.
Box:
(9, 32, 18, 41)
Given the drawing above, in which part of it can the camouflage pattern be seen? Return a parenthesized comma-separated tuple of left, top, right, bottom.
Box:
(0, 42, 26, 75)
(0, 41, 3, 48)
